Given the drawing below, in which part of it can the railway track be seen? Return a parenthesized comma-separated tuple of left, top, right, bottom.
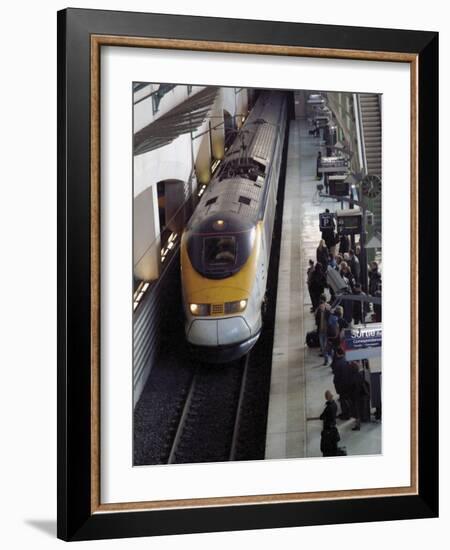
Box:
(167, 354, 250, 464)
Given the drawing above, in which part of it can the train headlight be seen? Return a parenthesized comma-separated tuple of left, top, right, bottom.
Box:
(189, 303, 209, 316)
(224, 299, 248, 314)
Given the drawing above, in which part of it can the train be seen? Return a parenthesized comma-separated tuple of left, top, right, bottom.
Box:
(180, 90, 288, 362)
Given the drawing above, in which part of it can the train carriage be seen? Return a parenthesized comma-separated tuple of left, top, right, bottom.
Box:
(181, 90, 288, 362)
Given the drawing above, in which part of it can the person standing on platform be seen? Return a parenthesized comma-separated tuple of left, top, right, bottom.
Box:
(307, 259, 315, 313)
(348, 361, 371, 431)
(326, 229, 338, 256)
(373, 285, 382, 322)
(352, 283, 369, 325)
(327, 307, 340, 357)
(320, 209, 337, 256)
(320, 390, 338, 429)
(309, 264, 327, 311)
(341, 291, 354, 325)
(339, 234, 350, 255)
(316, 297, 331, 365)
(331, 306, 348, 351)
(347, 361, 361, 430)
(331, 348, 351, 420)
(339, 261, 355, 290)
(368, 261, 382, 295)
(348, 249, 361, 284)
(320, 390, 340, 457)
(316, 239, 329, 271)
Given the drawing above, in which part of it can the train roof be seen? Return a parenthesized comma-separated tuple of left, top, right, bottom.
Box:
(200, 176, 262, 221)
(189, 91, 285, 229)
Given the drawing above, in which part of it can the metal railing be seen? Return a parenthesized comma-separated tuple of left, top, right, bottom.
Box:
(353, 93, 368, 175)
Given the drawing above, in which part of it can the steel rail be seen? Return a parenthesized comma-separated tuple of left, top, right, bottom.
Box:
(167, 369, 198, 464)
(229, 354, 251, 461)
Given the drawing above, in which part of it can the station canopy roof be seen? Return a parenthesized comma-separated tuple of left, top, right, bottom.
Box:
(134, 86, 219, 155)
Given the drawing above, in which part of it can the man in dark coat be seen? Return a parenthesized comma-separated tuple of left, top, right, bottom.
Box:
(347, 361, 371, 430)
(339, 234, 350, 255)
(319, 390, 340, 456)
(323, 231, 337, 254)
(341, 290, 354, 324)
(307, 259, 315, 312)
(320, 390, 338, 428)
(332, 348, 351, 420)
(309, 264, 327, 310)
(316, 241, 329, 271)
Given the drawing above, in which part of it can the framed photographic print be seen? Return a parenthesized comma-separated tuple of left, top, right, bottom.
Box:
(57, 8, 438, 541)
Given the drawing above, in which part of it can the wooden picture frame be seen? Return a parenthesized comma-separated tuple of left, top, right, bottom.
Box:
(57, 8, 438, 541)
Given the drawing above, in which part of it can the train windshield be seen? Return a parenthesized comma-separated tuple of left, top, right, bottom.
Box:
(187, 215, 255, 279)
(204, 236, 236, 268)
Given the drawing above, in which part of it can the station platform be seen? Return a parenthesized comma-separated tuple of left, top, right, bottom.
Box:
(265, 118, 382, 460)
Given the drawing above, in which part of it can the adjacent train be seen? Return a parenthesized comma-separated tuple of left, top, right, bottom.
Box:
(180, 91, 288, 362)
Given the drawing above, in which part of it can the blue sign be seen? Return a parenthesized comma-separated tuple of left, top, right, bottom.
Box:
(342, 324, 382, 360)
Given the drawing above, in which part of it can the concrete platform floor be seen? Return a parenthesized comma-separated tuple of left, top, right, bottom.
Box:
(265, 118, 382, 460)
